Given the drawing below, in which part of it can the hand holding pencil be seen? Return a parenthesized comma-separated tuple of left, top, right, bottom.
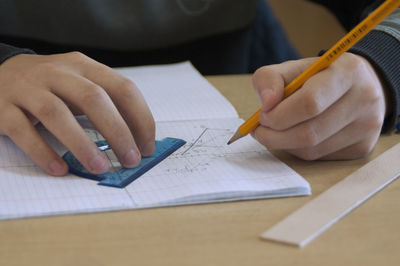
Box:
(229, 0, 399, 160)
(252, 54, 386, 160)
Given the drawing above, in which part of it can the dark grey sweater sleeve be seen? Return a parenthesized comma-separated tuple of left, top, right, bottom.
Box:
(0, 43, 35, 65)
(349, 8, 400, 133)
(349, 30, 400, 133)
(312, 0, 400, 133)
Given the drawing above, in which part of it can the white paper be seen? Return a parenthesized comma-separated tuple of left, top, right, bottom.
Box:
(0, 62, 310, 220)
(115, 62, 238, 122)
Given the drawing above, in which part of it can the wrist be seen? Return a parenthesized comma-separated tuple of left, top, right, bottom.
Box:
(0, 43, 35, 65)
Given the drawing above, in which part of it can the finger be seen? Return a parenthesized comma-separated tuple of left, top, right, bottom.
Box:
(44, 70, 142, 168)
(57, 52, 155, 156)
(258, 60, 354, 131)
(15, 91, 110, 174)
(286, 119, 381, 160)
(85, 65, 155, 156)
(319, 136, 379, 160)
(0, 103, 68, 176)
(252, 89, 360, 150)
(252, 58, 317, 112)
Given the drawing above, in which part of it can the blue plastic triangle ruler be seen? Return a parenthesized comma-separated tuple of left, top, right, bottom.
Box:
(62, 137, 186, 188)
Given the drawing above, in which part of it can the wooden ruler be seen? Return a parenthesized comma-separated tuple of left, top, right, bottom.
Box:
(261, 143, 400, 247)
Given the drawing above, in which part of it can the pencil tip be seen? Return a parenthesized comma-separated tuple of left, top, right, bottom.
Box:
(227, 130, 244, 145)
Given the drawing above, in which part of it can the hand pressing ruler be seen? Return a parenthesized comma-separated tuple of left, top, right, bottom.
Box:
(261, 143, 400, 247)
(63, 137, 186, 188)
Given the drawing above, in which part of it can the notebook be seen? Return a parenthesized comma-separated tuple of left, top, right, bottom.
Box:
(0, 62, 310, 220)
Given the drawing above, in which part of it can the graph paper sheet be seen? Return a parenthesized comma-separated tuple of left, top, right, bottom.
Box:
(115, 62, 239, 122)
(0, 63, 310, 220)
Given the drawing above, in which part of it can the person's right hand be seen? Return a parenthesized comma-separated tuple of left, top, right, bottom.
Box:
(251, 54, 386, 160)
(0, 52, 155, 176)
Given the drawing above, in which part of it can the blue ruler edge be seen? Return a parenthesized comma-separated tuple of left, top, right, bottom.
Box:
(62, 137, 186, 188)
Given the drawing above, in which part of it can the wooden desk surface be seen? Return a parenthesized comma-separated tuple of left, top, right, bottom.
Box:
(1, 75, 399, 266)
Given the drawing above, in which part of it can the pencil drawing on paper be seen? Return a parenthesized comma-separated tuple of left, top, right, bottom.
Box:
(179, 126, 231, 156)
(85, 123, 266, 177)
(155, 124, 264, 176)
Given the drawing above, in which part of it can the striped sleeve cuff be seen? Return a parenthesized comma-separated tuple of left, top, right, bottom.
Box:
(349, 30, 400, 133)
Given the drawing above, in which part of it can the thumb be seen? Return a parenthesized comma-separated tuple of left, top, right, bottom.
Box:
(252, 58, 318, 112)
(252, 66, 285, 112)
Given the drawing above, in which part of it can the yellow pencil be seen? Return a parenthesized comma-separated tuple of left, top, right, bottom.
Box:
(228, 0, 400, 145)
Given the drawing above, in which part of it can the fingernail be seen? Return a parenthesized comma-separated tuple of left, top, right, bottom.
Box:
(141, 141, 155, 156)
(49, 160, 66, 176)
(123, 149, 141, 168)
(89, 154, 109, 173)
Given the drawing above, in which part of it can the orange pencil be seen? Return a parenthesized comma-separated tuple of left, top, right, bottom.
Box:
(228, 0, 400, 145)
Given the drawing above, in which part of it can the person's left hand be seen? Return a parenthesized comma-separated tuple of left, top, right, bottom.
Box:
(251, 53, 387, 160)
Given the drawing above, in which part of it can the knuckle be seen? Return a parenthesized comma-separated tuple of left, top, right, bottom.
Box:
(31, 61, 59, 77)
(117, 78, 138, 97)
(35, 100, 60, 119)
(64, 51, 88, 62)
(4, 60, 58, 88)
(80, 84, 108, 106)
(302, 91, 324, 117)
(298, 124, 319, 147)
(344, 53, 363, 70)
(345, 54, 379, 91)
(252, 67, 265, 84)
(253, 66, 269, 78)
(252, 66, 278, 91)
(361, 85, 382, 104)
